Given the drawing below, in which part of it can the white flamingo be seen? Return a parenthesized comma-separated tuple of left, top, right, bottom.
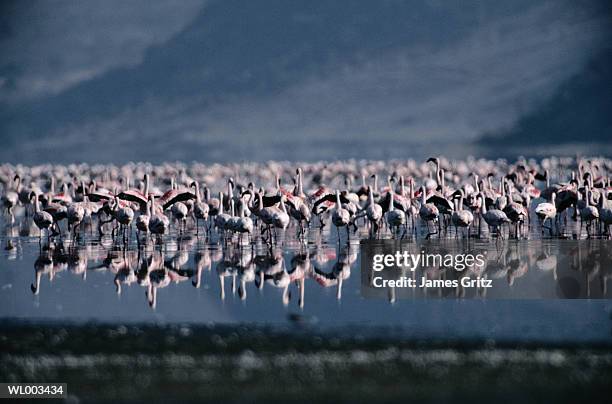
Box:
(149, 195, 169, 238)
(386, 186, 405, 237)
(365, 186, 383, 235)
(419, 186, 439, 238)
(332, 190, 350, 240)
(480, 193, 510, 238)
(451, 190, 473, 238)
(535, 192, 557, 236)
(580, 187, 599, 237)
(30, 192, 53, 241)
(191, 181, 209, 232)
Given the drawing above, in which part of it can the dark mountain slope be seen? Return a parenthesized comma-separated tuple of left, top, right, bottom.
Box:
(479, 49, 612, 147)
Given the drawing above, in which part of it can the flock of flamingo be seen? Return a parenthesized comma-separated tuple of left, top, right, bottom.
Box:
(1, 157, 611, 245)
(2, 156, 612, 307)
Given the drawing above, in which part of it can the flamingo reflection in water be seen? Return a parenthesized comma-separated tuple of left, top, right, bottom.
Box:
(145, 252, 190, 309)
(312, 243, 357, 300)
(255, 248, 290, 305)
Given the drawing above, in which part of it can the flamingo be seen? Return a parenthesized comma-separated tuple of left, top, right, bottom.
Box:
(580, 187, 599, 237)
(365, 186, 383, 236)
(535, 192, 557, 236)
(225, 199, 239, 233)
(191, 181, 209, 232)
(149, 195, 169, 239)
(202, 186, 220, 228)
(480, 193, 510, 238)
(136, 196, 152, 240)
(171, 202, 188, 231)
(385, 185, 405, 237)
(503, 195, 528, 238)
(451, 190, 473, 238)
(331, 190, 350, 240)
(599, 190, 612, 237)
(287, 173, 311, 236)
(15, 174, 33, 211)
(30, 192, 53, 241)
(272, 195, 290, 231)
(215, 191, 230, 231)
(66, 201, 85, 239)
(115, 197, 135, 243)
(1, 174, 19, 218)
(117, 173, 149, 213)
(158, 185, 195, 210)
(419, 186, 439, 238)
(234, 199, 254, 241)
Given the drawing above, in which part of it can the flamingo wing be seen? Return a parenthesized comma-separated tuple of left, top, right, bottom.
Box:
(87, 190, 114, 202)
(262, 194, 282, 207)
(160, 189, 196, 210)
(426, 194, 453, 211)
(117, 189, 147, 206)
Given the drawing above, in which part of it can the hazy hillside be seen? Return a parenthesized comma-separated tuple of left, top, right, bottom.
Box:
(1, 0, 610, 163)
(479, 49, 612, 149)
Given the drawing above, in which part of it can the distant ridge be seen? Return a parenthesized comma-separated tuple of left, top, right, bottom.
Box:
(479, 50, 612, 148)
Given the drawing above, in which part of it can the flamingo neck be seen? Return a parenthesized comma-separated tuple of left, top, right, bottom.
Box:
(298, 171, 304, 196)
(144, 175, 150, 197)
(293, 175, 299, 196)
(409, 178, 414, 199)
(480, 194, 487, 214)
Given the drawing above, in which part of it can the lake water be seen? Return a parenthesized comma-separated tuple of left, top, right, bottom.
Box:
(2, 209, 612, 402)
(1, 212, 611, 345)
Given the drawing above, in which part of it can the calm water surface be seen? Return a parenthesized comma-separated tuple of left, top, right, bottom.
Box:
(1, 212, 611, 345)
